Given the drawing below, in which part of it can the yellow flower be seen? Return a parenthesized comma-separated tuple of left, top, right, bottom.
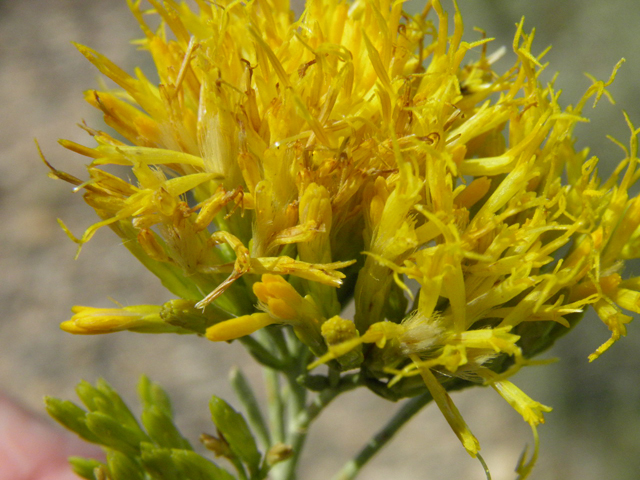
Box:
(48, 0, 640, 475)
(206, 274, 326, 354)
(61, 299, 232, 335)
(61, 305, 165, 335)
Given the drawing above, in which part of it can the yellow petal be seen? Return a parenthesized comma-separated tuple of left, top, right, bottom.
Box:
(412, 355, 480, 457)
(206, 313, 276, 342)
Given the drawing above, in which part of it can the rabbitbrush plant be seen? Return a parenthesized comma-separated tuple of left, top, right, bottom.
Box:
(41, 0, 639, 478)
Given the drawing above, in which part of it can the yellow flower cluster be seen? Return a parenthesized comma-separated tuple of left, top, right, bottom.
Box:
(47, 0, 640, 472)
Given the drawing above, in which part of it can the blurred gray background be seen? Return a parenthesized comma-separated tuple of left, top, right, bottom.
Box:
(1, 1, 639, 479)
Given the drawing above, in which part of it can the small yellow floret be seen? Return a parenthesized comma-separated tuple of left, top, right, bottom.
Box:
(63, 305, 163, 334)
(206, 313, 276, 342)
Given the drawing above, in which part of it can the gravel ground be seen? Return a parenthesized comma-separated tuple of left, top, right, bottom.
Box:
(1, 1, 640, 479)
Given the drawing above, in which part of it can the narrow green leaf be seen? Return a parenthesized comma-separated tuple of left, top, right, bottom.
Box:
(142, 405, 192, 450)
(138, 375, 173, 418)
(140, 443, 182, 480)
(68, 457, 105, 480)
(138, 376, 191, 450)
(209, 396, 261, 475)
(107, 450, 145, 480)
(229, 367, 270, 449)
(95, 379, 147, 433)
(75, 380, 100, 412)
(44, 397, 100, 444)
(238, 336, 287, 370)
(85, 412, 148, 456)
(263, 368, 285, 444)
(75, 379, 144, 436)
(171, 449, 236, 480)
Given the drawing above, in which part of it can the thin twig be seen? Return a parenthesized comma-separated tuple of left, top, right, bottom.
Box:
(274, 373, 363, 480)
(331, 392, 433, 480)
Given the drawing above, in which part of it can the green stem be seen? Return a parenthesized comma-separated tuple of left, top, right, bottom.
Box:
(331, 392, 433, 480)
(278, 373, 308, 480)
(276, 374, 363, 480)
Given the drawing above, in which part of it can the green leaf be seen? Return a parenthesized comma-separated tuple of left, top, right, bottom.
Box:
(171, 449, 236, 480)
(68, 456, 105, 480)
(85, 411, 149, 456)
(209, 396, 261, 475)
(138, 375, 172, 415)
(140, 443, 182, 480)
(97, 379, 146, 431)
(142, 405, 192, 450)
(137, 376, 191, 449)
(76, 379, 144, 435)
(238, 336, 287, 370)
(75, 380, 100, 412)
(44, 397, 100, 444)
(229, 367, 270, 449)
(53, 378, 244, 480)
(107, 450, 146, 480)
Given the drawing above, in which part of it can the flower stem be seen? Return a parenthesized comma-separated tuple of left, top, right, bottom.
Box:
(272, 373, 363, 480)
(278, 374, 307, 480)
(331, 392, 433, 480)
